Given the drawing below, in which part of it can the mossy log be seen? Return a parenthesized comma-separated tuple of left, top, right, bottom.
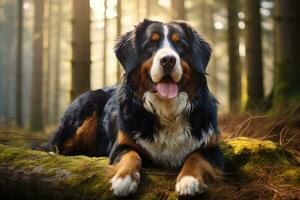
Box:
(0, 137, 298, 200)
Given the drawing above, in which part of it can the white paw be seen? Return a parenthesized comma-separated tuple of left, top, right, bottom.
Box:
(110, 172, 140, 196)
(175, 176, 207, 196)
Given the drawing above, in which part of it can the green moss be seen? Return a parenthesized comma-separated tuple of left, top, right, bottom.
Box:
(220, 137, 290, 167)
(0, 138, 299, 199)
(220, 137, 300, 185)
(279, 168, 300, 184)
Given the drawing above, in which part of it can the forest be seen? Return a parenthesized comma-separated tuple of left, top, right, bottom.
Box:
(0, 0, 299, 199)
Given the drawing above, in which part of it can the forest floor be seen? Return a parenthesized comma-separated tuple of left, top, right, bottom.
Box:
(216, 110, 300, 200)
(0, 110, 299, 200)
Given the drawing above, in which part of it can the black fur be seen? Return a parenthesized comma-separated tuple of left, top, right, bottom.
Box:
(42, 20, 223, 171)
(49, 89, 112, 156)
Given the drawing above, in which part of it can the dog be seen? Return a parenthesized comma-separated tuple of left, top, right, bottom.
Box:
(46, 19, 224, 196)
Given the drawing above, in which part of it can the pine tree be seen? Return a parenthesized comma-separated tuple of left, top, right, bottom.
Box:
(71, 0, 91, 100)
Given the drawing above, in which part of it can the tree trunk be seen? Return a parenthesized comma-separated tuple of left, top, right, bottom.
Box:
(16, 0, 23, 127)
(102, 0, 107, 86)
(200, 0, 219, 95)
(116, 0, 122, 82)
(30, 0, 45, 132)
(43, 0, 51, 125)
(208, 4, 218, 96)
(227, 0, 241, 113)
(53, 0, 62, 123)
(273, 0, 300, 111)
(146, 0, 150, 18)
(4, 44, 12, 121)
(245, 0, 264, 111)
(199, 0, 208, 32)
(136, 0, 140, 22)
(71, 0, 91, 100)
(0, 137, 296, 199)
(171, 0, 185, 20)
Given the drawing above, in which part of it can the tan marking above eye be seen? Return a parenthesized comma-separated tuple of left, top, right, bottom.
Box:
(151, 33, 160, 41)
(172, 33, 180, 43)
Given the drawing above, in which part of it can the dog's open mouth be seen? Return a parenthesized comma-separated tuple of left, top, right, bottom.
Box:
(155, 75, 179, 100)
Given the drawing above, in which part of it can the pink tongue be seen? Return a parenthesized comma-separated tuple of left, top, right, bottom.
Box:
(156, 82, 179, 99)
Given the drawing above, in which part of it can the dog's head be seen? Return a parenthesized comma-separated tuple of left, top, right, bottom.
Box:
(115, 19, 211, 101)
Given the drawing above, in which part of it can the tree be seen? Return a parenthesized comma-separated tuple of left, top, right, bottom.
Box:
(227, 0, 241, 113)
(0, 1, 17, 121)
(71, 0, 91, 100)
(136, 0, 140, 21)
(198, 0, 219, 95)
(273, 0, 300, 111)
(116, 0, 122, 82)
(146, 0, 150, 18)
(102, 0, 107, 86)
(208, 3, 218, 96)
(245, 0, 264, 111)
(0, 137, 297, 199)
(43, 0, 51, 125)
(53, 0, 62, 122)
(16, 0, 23, 127)
(171, 0, 185, 20)
(30, 0, 45, 131)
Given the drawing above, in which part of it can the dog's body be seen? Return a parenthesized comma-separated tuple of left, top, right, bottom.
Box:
(47, 20, 224, 196)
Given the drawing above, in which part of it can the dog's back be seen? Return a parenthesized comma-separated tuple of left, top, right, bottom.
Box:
(48, 88, 115, 156)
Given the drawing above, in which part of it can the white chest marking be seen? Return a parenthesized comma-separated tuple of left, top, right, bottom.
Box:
(139, 91, 213, 168)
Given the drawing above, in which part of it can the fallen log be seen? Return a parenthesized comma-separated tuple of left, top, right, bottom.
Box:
(0, 137, 298, 200)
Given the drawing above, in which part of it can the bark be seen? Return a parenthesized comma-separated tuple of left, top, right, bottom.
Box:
(146, 0, 150, 18)
(4, 42, 12, 120)
(102, 0, 107, 86)
(0, 137, 296, 200)
(209, 6, 218, 96)
(71, 0, 91, 100)
(171, 0, 185, 20)
(53, 0, 62, 123)
(227, 0, 242, 113)
(273, 0, 300, 111)
(30, 0, 45, 132)
(136, 0, 140, 21)
(43, 0, 51, 125)
(245, 0, 264, 111)
(16, 0, 23, 127)
(199, 0, 208, 32)
(116, 0, 122, 82)
(200, 0, 218, 95)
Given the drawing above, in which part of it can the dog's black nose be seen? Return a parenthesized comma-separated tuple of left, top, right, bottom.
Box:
(160, 55, 176, 74)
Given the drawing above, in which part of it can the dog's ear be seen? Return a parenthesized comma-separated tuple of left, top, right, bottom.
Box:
(175, 21, 212, 74)
(192, 30, 212, 74)
(114, 19, 152, 73)
(114, 30, 137, 73)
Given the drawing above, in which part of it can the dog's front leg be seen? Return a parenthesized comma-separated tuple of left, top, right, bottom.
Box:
(110, 130, 142, 196)
(110, 150, 141, 196)
(175, 150, 222, 196)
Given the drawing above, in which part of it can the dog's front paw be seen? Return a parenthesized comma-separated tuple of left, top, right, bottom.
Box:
(175, 175, 207, 196)
(110, 172, 140, 196)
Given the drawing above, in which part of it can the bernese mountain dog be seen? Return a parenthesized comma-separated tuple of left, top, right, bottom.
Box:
(47, 19, 224, 196)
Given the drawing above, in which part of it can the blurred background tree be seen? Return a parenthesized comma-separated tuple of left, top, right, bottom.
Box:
(30, 0, 44, 131)
(227, 0, 242, 113)
(245, 0, 264, 111)
(0, 0, 299, 132)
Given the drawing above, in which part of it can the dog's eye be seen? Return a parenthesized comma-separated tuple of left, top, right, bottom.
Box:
(172, 33, 180, 43)
(145, 40, 159, 50)
(175, 40, 188, 50)
(150, 33, 160, 42)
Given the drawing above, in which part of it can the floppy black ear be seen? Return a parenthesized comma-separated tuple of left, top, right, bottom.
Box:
(114, 30, 138, 73)
(114, 19, 153, 73)
(175, 21, 212, 74)
(192, 30, 212, 73)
